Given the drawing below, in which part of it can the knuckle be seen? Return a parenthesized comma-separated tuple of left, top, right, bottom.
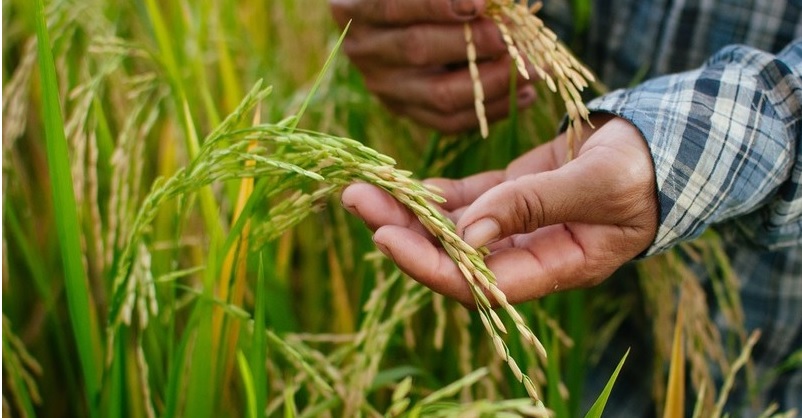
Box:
(398, 28, 430, 66)
(428, 80, 460, 113)
(472, 20, 507, 55)
(375, 0, 399, 22)
(512, 179, 545, 232)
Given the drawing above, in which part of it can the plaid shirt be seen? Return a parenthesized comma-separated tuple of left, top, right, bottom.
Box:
(540, 0, 802, 415)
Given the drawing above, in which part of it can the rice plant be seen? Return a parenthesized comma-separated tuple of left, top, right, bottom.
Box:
(2, 0, 795, 417)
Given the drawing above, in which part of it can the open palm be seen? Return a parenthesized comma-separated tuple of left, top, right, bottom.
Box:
(342, 116, 658, 305)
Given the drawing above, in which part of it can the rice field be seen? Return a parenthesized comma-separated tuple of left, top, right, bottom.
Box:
(2, 0, 794, 417)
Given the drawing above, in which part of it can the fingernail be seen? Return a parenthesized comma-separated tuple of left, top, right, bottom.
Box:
(452, 0, 478, 17)
(373, 235, 393, 259)
(342, 201, 358, 216)
(463, 218, 500, 248)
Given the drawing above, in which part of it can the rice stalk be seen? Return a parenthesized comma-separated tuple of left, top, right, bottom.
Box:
(710, 330, 761, 418)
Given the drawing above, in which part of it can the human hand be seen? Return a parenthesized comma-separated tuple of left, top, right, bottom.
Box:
(341, 116, 658, 305)
(329, 0, 537, 134)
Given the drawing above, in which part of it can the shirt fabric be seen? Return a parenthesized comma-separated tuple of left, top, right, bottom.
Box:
(539, 0, 802, 415)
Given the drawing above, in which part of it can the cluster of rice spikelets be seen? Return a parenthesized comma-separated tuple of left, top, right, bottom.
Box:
(109, 81, 548, 405)
(262, 270, 549, 416)
(467, 0, 595, 158)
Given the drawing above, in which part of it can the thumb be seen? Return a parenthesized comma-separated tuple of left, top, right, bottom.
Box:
(456, 145, 650, 248)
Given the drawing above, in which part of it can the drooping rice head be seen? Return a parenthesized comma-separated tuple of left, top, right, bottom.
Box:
(467, 0, 595, 159)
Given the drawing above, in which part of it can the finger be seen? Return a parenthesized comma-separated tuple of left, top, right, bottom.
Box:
(341, 183, 437, 242)
(373, 225, 475, 303)
(485, 222, 635, 303)
(457, 138, 653, 248)
(375, 222, 639, 306)
(344, 19, 506, 67)
(425, 171, 506, 211)
(386, 84, 536, 134)
(367, 56, 529, 117)
(330, 0, 484, 27)
(505, 139, 564, 178)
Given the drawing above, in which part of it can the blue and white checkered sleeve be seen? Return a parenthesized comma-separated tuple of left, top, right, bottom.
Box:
(587, 39, 802, 256)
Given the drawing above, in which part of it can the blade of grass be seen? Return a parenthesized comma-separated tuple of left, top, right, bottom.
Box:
(212, 0, 243, 114)
(162, 304, 201, 418)
(237, 351, 258, 418)
(326, 232, 355, 333)
(566, 291, 588, 416)
(283, 386, 298, 418)
(33, 1, 102, 416)
(289, 20, 351, 130)
(584, 348, 630, 418)
(251, 252, 269, 416)
(104, 332, 125, 418)
(663, 304, 686, 418)
(546, 336, 570, 418)
(183, 243, 222, 418)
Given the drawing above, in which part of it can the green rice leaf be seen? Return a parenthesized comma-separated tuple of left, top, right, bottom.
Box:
(33, 0, 102, 416)
(237, 351, 258, 418)
(584, 349, 630, 418)
(251, 253, 269, 415)
(290, 20, 350, 129)
(663, 306, 686, 418)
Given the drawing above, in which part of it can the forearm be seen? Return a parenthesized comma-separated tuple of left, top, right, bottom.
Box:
(587, 40, 802, 255)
